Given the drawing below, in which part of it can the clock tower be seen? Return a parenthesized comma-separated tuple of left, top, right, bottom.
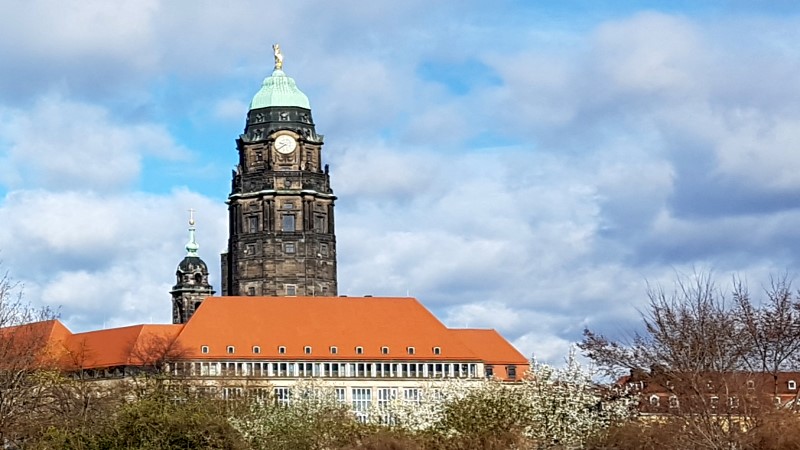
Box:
(221, 45, 338, 297)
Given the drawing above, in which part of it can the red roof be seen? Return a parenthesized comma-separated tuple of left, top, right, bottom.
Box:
(3, 297, 527, 380)
(64, 324, 183, 369)
(177, 296, 481, 360)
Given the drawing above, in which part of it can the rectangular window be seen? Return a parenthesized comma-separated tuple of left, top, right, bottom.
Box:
(320, 244, 329, 257)
(282, 214, 296, 232)
(404, 388, 421, 404)
(352, 388, 372, 422)
(314, 214, 326, 233)
(485, 365, 494, 378)
(244, 243, 256, 255)
(335, 387, 346, 403)
(284, 242, 296, 254)
(285, 284, 297, 296)
(507, 365, 517, 380)
(247, 286, 255, 296)
(248, 216, 259, 233)
(274, 387, 291, 406)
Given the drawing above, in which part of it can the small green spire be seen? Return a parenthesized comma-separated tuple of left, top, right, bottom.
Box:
(186, 209, 199, 256)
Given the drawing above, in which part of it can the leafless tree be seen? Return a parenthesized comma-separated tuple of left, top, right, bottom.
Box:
(733, 274, 800, 397)
(0, 268, 58, 446)
(580, 272, 791, 449)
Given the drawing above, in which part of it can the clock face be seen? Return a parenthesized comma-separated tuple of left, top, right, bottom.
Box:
(274, 135, 297, 154)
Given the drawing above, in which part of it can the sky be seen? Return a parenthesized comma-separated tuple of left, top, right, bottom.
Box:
(2, 0, 800, 364)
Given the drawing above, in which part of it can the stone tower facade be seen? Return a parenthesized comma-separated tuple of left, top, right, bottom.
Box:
(171, 216, 215, 324)
(221, 48, 338, 297)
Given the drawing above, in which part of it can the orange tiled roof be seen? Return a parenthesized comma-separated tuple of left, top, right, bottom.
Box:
(176, 296, 481, 360)
(449, 329, 527, 365)
(64, 324, 183, 369)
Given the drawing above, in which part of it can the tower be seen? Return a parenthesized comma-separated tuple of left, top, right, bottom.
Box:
(221, 45, 338, 297)
(171, 212, 215, 324)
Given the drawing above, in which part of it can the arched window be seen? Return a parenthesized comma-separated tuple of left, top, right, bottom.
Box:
(432, 347, 441, 355)
(355, 346, 364, 355)
(649, 395, 660, 407)
(252, 346, 261, 354)
(278, 346, 286, 354)
(227, 346, 235, 354)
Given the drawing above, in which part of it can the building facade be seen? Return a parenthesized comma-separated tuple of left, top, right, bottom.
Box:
(221, 46, 337, 297)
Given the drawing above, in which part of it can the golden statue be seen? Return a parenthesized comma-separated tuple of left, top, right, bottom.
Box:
(273, 43, 284, 70)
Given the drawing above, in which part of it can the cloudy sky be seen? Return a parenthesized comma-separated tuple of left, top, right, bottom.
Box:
(2, 0, 800, 364)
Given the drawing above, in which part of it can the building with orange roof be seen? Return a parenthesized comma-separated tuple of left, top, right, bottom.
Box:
(1, 46, 529, 410)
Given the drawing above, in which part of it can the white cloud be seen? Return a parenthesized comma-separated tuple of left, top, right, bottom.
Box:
(0, 188, 227, 332)
(0, 96, 188, 191)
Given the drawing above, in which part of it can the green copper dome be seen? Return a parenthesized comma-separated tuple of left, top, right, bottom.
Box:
(249, 69, 311, 110)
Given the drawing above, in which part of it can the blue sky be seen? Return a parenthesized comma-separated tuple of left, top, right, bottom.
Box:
(2, 0, 800, 363)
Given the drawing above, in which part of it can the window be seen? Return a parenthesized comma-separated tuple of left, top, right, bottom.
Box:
(485, 365, 494, 378)
(245, 243, 256, 255)
(278, 346, 286, 354)
(710, 396, 719, 408)
(248, 216, 259, 233)
(227, 346, 235, 354)
(314, 214, 327, 233)
(274, 387, 291, 406)
(247, 286, 255, 296)
(407, 347, 415, 355)
(284, 242, 296, 254)
(283, 202, 294, 210)
(507, 365, 517, 380)
(747, 380, 755, 389)
(432, 346, 441, 355)
(355, 346, 364, 355)
(282, 214, 296, 231)
(255, 151, 263, 162)
(335, 387, 346, 403)
(352, 388, 372, 422)
(330, 346, 338, 354)
(304, 346, 312, 355)
(729, 397, 739, 408)
(252, 346, 261, 354)
(285, 284, 297, 296)
(404, 388, 421, 404)
(381, 346, 389, 355)
(201, 345, 209, 354)
(789, 380, 797, 391)
(669, 396, 679, 408)
(649, 395, 660, 407)
(320, 244, 329, 257)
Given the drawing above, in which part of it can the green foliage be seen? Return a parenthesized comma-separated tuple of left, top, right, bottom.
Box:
(31, 384, 247, 450)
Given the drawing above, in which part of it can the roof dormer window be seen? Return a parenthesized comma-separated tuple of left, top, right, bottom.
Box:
(201, 345, 209, 354)
(330, 346, 338, 354)
(433, 346, 441, 355)
(304, 346, 312, 354)
(407, 346, 415, 355)
(252, 346, 261, 354)
(278, 346, 286, 354)
(355, 346, 364, 355)
(381, 346, 389, 355)
(227, 346, 235, 354)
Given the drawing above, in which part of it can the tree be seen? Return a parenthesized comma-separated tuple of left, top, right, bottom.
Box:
(0, 268, 58, 446)
(580, 271, 800, 449)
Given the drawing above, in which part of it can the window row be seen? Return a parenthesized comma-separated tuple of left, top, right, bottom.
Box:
(243, 243, 330, 257)
(244, 214, 329, 234)
(171, 361, 481, 379)
(201, 345, 442, 356)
